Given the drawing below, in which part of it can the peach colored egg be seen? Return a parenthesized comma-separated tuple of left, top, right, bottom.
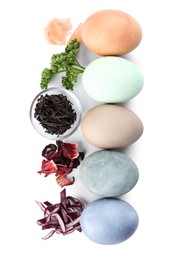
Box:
(81, 9, 142, 56)
(67, 23, 83, 44)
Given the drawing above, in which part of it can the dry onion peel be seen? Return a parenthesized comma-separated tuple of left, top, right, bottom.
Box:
(44, 18, 72, 45)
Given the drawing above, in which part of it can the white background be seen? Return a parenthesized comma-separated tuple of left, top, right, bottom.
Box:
(0, 0, 173, 259)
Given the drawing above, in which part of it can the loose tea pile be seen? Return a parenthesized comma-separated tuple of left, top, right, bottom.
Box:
(34, 94, 77, 136)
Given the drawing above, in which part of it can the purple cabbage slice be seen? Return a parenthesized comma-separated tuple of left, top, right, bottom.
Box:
(36, 189, 85, 239)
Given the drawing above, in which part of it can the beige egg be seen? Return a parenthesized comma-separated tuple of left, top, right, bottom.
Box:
(81, 104, 143, 149)
(81, 9, 142, 56)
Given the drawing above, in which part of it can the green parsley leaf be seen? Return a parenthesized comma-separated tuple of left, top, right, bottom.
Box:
(40, 39, 85, 90)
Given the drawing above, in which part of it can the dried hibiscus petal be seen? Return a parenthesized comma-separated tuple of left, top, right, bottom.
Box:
(71, 152, 85, 168)
(36, 189, 85, 239)
(55, 164, 72, 176)
(56, 174, 74, 187)
(56, 140, 79, 159)
(38, 140, 85, 187)
(42, 144, 59, 160)
(38, 160, 57, 176)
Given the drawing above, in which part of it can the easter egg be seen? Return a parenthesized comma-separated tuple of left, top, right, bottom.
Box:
(79, 150, 139, 197)
(80, 198, 139, 245)
(82, 56, 144, 103)
(81, 104, 143, 149)
(81, 9, 142, 56)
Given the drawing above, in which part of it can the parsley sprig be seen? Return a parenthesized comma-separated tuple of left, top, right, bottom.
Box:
(40, 39, 85, 90)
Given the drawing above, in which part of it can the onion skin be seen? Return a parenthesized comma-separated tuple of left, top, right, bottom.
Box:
(45, 18, 72, 45)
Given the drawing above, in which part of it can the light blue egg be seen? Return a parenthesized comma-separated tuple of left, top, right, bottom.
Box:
(82, 56, 144, 103)
(80, 198, 139, 245)
(79, 150, 139, 197)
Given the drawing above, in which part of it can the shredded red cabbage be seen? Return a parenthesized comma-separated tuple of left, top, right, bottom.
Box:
(36, 189, 85, 239)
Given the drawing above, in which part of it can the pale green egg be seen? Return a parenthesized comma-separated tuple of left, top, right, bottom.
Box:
(82, 56, 144, 103)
